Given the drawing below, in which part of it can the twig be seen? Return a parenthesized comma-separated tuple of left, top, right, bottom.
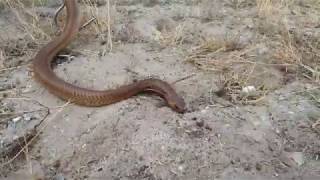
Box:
(106, 0, 112, 52)
(0, 65, 26, 73)
(0, 108, 48, 119)
(53, 0, 65, 28)
(312, 119, 320, 132)
(79, 17, 97, 31)
(172, 74, 196, 84)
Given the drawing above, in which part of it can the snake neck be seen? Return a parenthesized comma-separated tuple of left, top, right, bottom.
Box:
(33, 0, 80, 69)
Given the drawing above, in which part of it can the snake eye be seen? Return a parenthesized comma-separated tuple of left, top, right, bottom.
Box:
(168, 100, 186, 113)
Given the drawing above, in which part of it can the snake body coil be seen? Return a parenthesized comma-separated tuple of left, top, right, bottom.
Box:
(32, 0, 186, 113)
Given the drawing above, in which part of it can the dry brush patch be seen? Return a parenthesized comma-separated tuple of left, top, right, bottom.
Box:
(255, 0, 320, 93)
(274, 30, 320, 83)
(215, 70, 269, 105)
(185, 36, 244, 72)
(186, 0, 320, 105)
(256, 0, 320, 83)
(185, 37, 271, 105)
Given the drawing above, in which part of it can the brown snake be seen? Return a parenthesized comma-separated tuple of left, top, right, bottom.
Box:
(32, 0, 186, 113)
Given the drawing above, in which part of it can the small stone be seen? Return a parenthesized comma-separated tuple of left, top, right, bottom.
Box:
(97, 167, 103, 171)
(23, 114, 32, 121)
(0, 140, 4, 148)
(201, 106, 209, 113)
(288, 152, 305, 166)
(178, 165, 184, 171)
(196, 119, 204, 127)
(54, 173, 65, 180)
(241, 86, 256, 94)
(204, 124, 212, 131)
(255, 162, 262, 171)
(12, 116, 22, 123)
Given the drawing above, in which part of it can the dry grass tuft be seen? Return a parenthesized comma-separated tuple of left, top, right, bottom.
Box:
(255, 0, 320, 84)
(185, 36, 244, 72)
(185, 35, 271, 104)
(256, 0, 274, 17)
(186, 0, 320, 105)
(273, 28, 320, 83)
(256, 0, 294, 18)
(156, 23, 187, 46)
(216, 70, 268, 105)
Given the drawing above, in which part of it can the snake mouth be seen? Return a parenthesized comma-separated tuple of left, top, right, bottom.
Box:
(168, 102, 186, 113)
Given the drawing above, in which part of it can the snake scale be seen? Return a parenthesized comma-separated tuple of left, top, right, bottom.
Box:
(32, 0, 186, 113)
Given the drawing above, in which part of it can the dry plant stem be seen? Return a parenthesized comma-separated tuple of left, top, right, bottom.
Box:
(172, 74, 196, 84)
(0, 65, 27, 73)
(54, 1, 65, 28)
(106, 0, 113, 52)
(0, 108, 48, 119)
(54, 1, 97, 32)
(79, 17, 97, 30)
(312, 119, 320, 130)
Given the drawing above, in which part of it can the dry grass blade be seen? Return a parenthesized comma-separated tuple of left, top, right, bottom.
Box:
(106, 0, 112, 52)
(256, 0, 273, 17)
(0, 49, 4, 69)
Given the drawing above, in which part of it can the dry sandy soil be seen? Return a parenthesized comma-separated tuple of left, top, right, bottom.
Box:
(1, 0, 320, 179)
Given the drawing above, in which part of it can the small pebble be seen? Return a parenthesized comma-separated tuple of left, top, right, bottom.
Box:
(12, 116, 22, 123)
(23, 114, 32, 121)
(242, 86, 256, 94)
(196, 119, 204, 127)
(178, 165, 184, 171)
(288, 152, 304, 166)
(54, 173, 65, 180)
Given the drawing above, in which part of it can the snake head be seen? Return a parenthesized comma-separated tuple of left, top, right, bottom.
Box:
(167, 94, 186, 113)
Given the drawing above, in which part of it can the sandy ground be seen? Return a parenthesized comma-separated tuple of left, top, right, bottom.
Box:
(1, 0, 320, 179)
